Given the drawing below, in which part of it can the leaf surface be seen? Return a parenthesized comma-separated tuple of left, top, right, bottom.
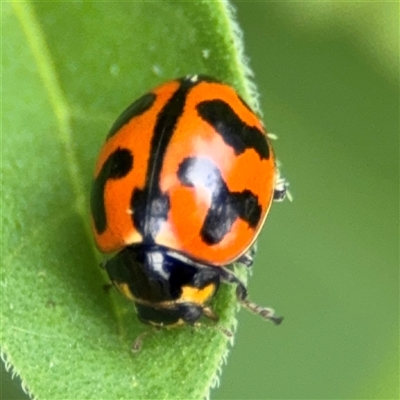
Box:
(1, 1, 259, 398)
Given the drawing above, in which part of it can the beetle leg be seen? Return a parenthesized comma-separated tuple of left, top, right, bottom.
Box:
(236, 246, 256, 267)
(202, 306, 219, 322)
(131, 330, 152, 353)
(218, 267, 283, 325)
(131, 327, 161, 353)
(274, 168, 291, 201)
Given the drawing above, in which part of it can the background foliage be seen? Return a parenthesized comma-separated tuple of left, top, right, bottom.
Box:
(215, 2, 399, 399)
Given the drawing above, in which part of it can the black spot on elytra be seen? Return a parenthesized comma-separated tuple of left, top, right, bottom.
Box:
(91, 148, 133, 234)
(178, 157, 262, 245)
(131, 77, 203, 242)
(131, 189, 170, 240)
(107, 92, 156, 139)
(196, 99, 269, 160)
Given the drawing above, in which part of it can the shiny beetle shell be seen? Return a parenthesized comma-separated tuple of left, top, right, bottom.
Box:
(91, 75, 276, 266)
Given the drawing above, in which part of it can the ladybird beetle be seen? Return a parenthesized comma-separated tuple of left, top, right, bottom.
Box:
(91, 75, 286, 329)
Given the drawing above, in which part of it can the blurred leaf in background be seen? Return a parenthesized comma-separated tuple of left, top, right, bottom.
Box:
(214, 2, 399, 399)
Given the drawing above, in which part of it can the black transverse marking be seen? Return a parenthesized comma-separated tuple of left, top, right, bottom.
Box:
(107, 92, 156, 139)
(177, 157, 262, 245)
(131, 77, 204, 242)
(196, 99, 269, 160)
(91, 148, 133, 234)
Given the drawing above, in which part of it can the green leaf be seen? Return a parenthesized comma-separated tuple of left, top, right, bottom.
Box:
(1, 1, 262, 399)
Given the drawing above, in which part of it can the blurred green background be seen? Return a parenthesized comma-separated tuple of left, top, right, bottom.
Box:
(214, 2, 399, 399)
(2, 2, 398, 399)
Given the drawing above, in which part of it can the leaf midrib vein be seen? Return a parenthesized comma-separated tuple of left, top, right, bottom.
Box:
(12, 1, 86, 217)
(12, 1, 125, 333)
